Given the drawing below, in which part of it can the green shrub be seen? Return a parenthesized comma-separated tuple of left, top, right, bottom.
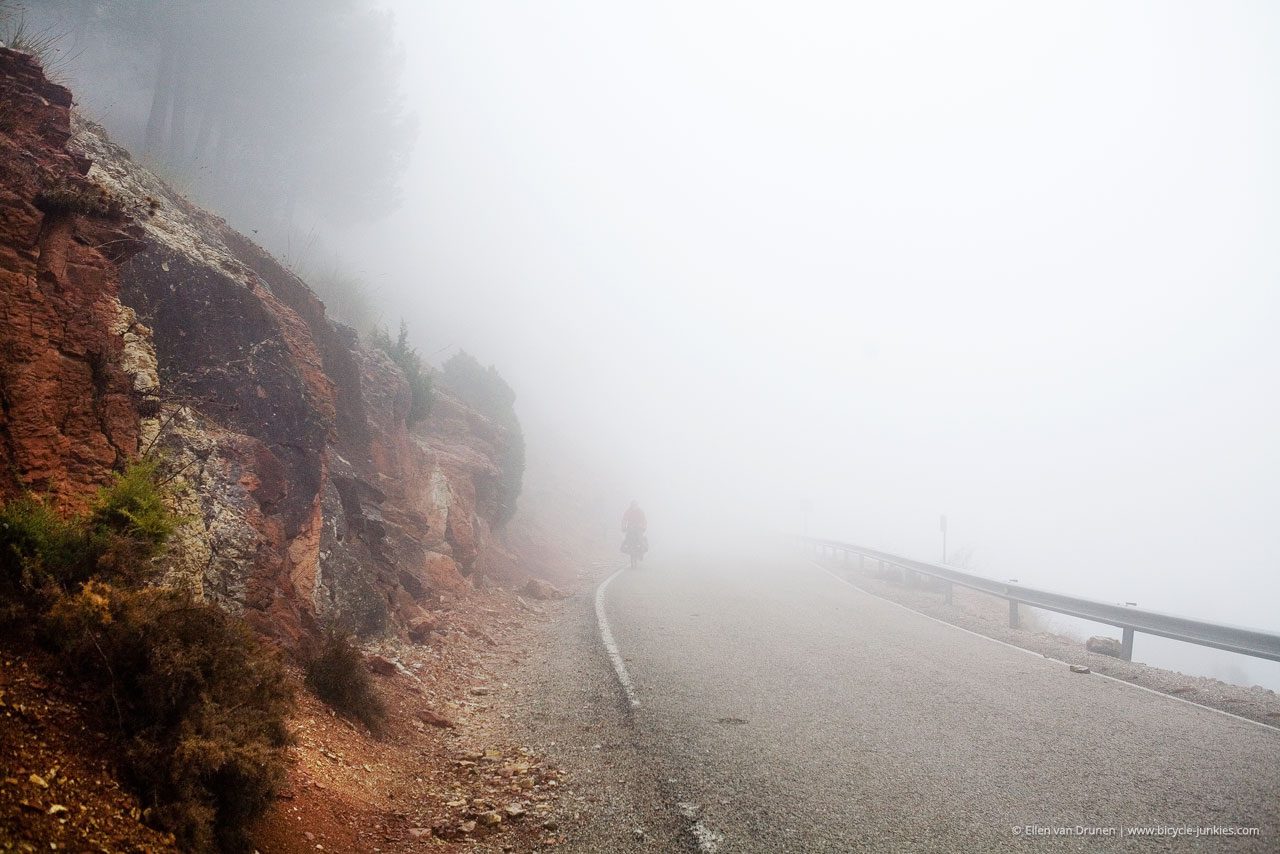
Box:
(440, 350, 515, 416)
(303, 627, 386, 736)
(46, 582, 293, 853)
(1, 462, 291, 851)
(0, 495, 91, 601)
(0, 462, 178, 607)
(441, 351, 525, 525)
(407, 370, 433, 423)
(372, 320, 433, 422)
(1, 6, 69, 76)
(89, 460, 179, 576)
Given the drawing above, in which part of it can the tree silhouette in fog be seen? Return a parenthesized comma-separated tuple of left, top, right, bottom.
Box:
(28, 0, 415, 235)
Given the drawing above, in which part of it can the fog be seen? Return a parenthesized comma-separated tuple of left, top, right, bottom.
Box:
(349, 1, 1279, 687)
(29, 2, 1279, 687)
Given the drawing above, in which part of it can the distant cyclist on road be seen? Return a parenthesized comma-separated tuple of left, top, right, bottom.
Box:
(621, 500, 648, 565)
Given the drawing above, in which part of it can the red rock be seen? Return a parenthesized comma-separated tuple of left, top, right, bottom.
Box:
(415, 708, 455, 729)
(0, 51, 533, 649)
(0, 48, 147, 510)
(407, 613, 439, 644)
(365, 655, 399, 677)
(522, 578, 570, 601)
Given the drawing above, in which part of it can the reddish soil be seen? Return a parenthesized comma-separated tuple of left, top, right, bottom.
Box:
(0, 648, 178, 853)
(0, 586, 571, 853)
(252, 588, 569, 854)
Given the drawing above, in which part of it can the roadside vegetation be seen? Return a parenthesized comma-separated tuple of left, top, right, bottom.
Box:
(0, 4, 69, 77)
(441, 351, 526, 526)
(0, 462, 292, 852)
(372, 319, 434, 423)
(303, 626, 388, 737)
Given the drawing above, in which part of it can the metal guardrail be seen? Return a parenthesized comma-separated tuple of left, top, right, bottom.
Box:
(800, 535, 1280, 664)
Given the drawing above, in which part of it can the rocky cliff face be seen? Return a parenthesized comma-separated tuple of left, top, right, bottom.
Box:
(0, 49, 526, 643)
(0, 49, 156, 511)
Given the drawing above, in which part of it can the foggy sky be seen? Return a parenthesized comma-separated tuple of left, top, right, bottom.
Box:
(349, 3, 1279, 685)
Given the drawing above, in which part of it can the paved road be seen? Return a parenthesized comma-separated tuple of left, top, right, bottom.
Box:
(582, 548, 1280, 852)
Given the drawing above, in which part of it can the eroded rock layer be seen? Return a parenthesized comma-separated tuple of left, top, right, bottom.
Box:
(0, 49, 526, 643)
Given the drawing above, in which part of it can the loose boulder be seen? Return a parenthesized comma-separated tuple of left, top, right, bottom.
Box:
(416, 707, 456, 729)
(522, 578, 569, 601)
(1086, 636, 1124, 658)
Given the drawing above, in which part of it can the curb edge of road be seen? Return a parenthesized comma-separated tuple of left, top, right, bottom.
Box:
(810, 560, 1280, 737)
(595, 566, 641, 709)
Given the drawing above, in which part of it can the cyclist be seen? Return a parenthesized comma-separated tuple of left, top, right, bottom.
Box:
(621, 500, 648, 563)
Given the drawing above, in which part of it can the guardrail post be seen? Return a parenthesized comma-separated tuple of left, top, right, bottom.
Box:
(797, 536, 1280, 663)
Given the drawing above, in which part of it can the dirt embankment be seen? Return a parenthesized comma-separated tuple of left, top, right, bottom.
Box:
(1, 580, 587, 853)
(0, 46, 594, 852)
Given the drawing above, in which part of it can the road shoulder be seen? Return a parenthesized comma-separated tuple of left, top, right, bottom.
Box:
(504, 560, 694, 852)
(812, 555, 1280, 731)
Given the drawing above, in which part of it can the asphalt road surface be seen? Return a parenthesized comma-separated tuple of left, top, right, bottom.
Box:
(562, 548, 1280, 852)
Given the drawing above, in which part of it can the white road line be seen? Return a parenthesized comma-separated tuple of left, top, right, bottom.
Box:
(809, 559, 1280, 736)
(596, 566, 640, 709)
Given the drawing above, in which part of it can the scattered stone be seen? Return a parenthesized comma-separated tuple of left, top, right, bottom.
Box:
(47, 803, 68, 816)
(1086, 636, 1124, 658)
(28, 774, 48, 789)
(416, 707, 456, 728)
(522, 578, 570, 601)
(542, 819, 559, 831)
(470, 686, 493, 696)
(1069, 664, 1091, 674)
(514, 596, 544, 615)
(633, 827, 647, 841)
(366, 655, 399, 677)
(465, 625, 499, 647)
(407, 614, 439, 644)
(479, 810, 503, 826)
(458, 820, 477, 834)
(503, 802, 526, 819)
(407, 827, 431, 839)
